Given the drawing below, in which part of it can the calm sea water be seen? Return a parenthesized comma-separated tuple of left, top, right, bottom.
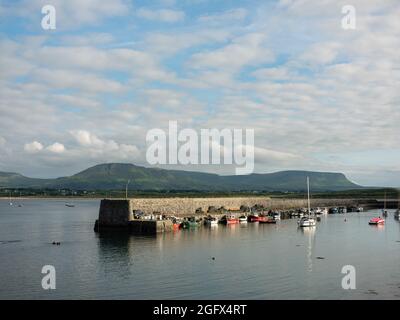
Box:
(0, 199, 399, 300)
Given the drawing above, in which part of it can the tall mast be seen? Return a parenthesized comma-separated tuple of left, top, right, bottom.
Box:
(384, 191, 387, 210)
(307, 176, 311, 216)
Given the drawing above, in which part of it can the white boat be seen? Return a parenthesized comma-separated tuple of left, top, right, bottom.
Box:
(239, 215, 248, 223)
(272, 212, 281, 220)
(298, 216, 316, 227)
(205, 216, 218, 226)
(314, 207, 327, 215)
(298, 177, 316, 227)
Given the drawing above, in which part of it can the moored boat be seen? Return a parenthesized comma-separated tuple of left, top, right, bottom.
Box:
(369, 217, 385, 225)
(247, 214, 260, 222)
(258, 216, 276, 224)
(220, 214, 239, 225)
(298, 177, 316, 227)
(238, 215, 248, 223)
(205, 216, 218, 226)
(272, 212, 281, 220)
(181, 217, 198, 229)
(329, 207, 339, 214)
(298, 216, 316, 227)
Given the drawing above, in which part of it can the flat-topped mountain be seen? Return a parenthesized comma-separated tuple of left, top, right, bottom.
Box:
(0, 163, 362, 191)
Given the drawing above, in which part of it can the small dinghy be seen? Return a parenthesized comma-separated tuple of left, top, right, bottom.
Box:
(369, 217, 385, 225)
(238, 215, 248, 223)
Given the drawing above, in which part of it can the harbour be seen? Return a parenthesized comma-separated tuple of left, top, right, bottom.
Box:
(1, 198, 399, 300)
(93, 196, 398, 234)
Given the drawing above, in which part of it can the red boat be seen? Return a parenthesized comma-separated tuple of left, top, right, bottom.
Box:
(173, 223, 181, 230)
(247, 215, 260, 222)
(369, 217, 385, 225)
(258, 216, 276, 224)
(221, 215, 239, 224)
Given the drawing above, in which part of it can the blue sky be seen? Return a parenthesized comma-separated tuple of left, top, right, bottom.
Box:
(0, 0, 399, 187)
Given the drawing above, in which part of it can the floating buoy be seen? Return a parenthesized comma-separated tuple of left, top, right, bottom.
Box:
(211, 257, 215, 260)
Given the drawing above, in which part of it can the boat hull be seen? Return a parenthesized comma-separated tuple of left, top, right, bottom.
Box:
(247, 215, 260, 222)
(258, 217, 276, 224)
(369, 218, 385, 225)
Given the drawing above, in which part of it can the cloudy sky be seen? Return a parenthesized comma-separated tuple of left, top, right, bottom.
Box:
(0, 0, 399, 186)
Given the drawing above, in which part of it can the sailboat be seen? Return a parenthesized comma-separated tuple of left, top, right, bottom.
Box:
(298, 177, 316, 227)
(9, 192, 13, 206)
(382, 192, 388, 217)
(395, 192, 399, 219)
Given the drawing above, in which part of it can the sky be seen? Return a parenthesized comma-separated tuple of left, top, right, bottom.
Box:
(0, 0, 399, 187)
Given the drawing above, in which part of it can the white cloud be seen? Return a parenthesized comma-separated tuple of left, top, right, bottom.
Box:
(299, 42, 341, 66)
(12, 0, 130, 29)
(46, 142, 65, 153)
(198, 8, 247, 23)
(71, 130, 104, 147)
(136, 8, 185, 22)
(189, 33, 274, 71)
(70, 130, 140, 159)
(252, 67, 291, 80)
(24, 141, 44, 153)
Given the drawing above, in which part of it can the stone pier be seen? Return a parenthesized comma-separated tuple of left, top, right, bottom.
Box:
(95, 199, 173, 234)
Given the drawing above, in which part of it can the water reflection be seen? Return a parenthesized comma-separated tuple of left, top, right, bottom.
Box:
(96, 231, 157, 278)
(299, 226, 316, 272)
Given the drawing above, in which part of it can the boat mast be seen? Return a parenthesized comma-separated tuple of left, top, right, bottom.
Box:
(307, 176, 311, 216)
(384, 191, 387, 210)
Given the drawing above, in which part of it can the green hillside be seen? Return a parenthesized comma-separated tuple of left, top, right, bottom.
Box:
(0, 163, 362, 191)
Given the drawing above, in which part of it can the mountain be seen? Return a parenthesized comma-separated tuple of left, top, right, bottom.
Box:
(0, 163, 362, 191)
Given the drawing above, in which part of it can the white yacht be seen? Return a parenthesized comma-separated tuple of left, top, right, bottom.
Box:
(298, 177, 316, 227)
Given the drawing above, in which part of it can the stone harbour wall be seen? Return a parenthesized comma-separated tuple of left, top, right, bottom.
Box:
(129, 197, 360, 215)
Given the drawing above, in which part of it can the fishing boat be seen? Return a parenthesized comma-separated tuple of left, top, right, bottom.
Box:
(369, 217, 385, 225)
(65, 203, 75, 207)
(329, 207, 339, 214)
(314, 207, 328, 215)
(205, 216, 218, 226)
(272, 212, 281, 220)
(298, 177, 316, 227)
(181, 217, 198, 229)
(238, 215, 248, 223)
(258, 216, 276, 224)
(170, 217, 183, 230)
(247, 214, 260, 222)
(220, 214, 239, 225)
(338, 206, 347, 214)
